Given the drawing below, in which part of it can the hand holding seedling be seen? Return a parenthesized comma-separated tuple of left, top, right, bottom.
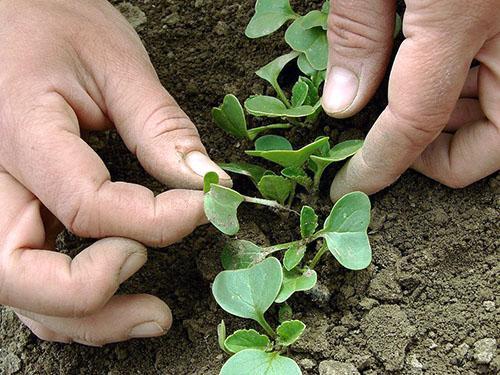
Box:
(324, 0, 500, 200)
(0, 0, 230, 346)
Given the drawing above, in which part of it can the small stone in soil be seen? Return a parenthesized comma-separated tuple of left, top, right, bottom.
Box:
(319, 360, 360, 375)
(482, 300, 495, 312)
(473, 338, 497, 364)
(298, 358, 316, 370)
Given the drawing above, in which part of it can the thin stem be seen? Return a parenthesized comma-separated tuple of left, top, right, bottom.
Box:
(275, 85, 291, 108)
(313, 167, 326, 191)
(309, 242, 328, 269)
(244, 196, 299, 215)
(262, 240, 303, 255)
(256, 312, 276, 338)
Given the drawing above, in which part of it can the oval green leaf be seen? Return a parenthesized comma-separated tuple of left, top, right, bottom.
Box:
(281, 166, 312, 190)
(245, 95, 318, 118)
(212, 94, 248, 139)
(246, 136, 329, 168)
(275, 268, 317, 303)
(219, 162, 268, 185)
(291, 80, 309, 107)
(283, 244, 306, 271)
(256, 52, 300, 94)
(285, 18, 328, 70)
(301, 10, 328, 30)
(204, 185, 245, 235)
(297, 53, 316, 76)
(278, 303, 293, 323)
(276, 320, 306, 346)
(204, 171, 220, 193)
(220, 349, 301, 375)
(221, 240, 266, 270)
(212, 257, 283, 321)
(255, 135, 293, 151)
(321, 191, 372, 270)
(300, 206, 318, 239)
(224, 329, 270, 353)
(245, 0, 298, 39)
(257, 175, 294, 205)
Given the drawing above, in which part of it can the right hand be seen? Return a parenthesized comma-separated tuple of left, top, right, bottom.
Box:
(0, 0, 229, 346)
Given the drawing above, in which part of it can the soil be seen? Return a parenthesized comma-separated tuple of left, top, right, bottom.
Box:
(1, 1, 499, 374)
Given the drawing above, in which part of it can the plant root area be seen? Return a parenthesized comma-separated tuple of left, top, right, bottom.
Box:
(1, 1, 498, 374)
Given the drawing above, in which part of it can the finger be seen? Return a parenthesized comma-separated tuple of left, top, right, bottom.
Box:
(82, 8, 230, 190)
(446, 99, 485, 132)
(461, 66, 479, 98)
(413, 119, 500, 187)
(16, 314, 71, 344)
(16, 294, 172, 346)
(323, 0, 396, 117)
(0, 170, 148, 316)
(330, 18, 483, 201)
(1, 93, 208, 247)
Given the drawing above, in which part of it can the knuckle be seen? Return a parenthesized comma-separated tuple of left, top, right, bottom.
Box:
(143, 102, 199, 141)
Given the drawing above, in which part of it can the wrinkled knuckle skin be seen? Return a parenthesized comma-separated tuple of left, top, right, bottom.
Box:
(328, 12, 389, 58)
(144, 103, 199, 140)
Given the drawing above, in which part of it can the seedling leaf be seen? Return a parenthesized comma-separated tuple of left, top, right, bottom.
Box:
(257, 175, 294, 205)
(276, 320, 306, 346)
(212, 94, 248, 139)
(321, 1, 330, 14)
(299, 76, 319, 105)
(245, 95, 318, 118)
(285, 18, 328, 70)
(297, 53, 316, 76)
(218, 320, 229, 353)
(278, 303, 293, 323)
(310, 139, 363, 165)
(221, 240, 266, 270)
(219, 162, 267, 185)
(255, 135, 293, 151)
(213, 257, 283, 321)
(275, 268, 317, 303)
(204, 184, 245, 235)
(256, 52, 300, 95)
(245, 0, 298, 39)
(220, 349, 301, 375)
(224, 329, 271, 353)
(204, 171, 220, 193)
(291, 80, 309, 107)
(320, 192, 372, 270)
(247, 123, 293, 141)
(283, 244, 306, 271)
(301, 10, 328, 30)
(300, 206, 318, 238)
(247, 136, 329, 167)
(281, 166, 313, 190)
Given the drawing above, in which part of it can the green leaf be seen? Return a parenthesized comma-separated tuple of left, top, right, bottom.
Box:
(321, 191, 372, 270)
(275, 268, 317, 303)
(310, 139, 364, 173)
(247, 136, 329, 168)
(245, 95, 318, 118)
(204, 171, 219, 193)
(321, 1, 330, 14)
(220, 349, 301, 375)
(283, 244, 306, 271)
(221, 240, 266, 270)
(276, 320, 306, 346)
(255, 135, 293, 151)
(299, 76, 320, 105)
(278, 303, 293, 323)
(218, 320, 228, 353)
(256, 52, 300, 95)
(394, 13, 402, 39)
(281, 166, 313, 190)
(245, 0, 298, 39)
(257, 175, 294, 205)
(300, 206, 318, 239)
(297, 53, 317, 76)
(285, 18, 328, 70)
(291, 80, 309, 107)
(219, 162, 267, 185)
(212, 94, 248, 139)
(301, 10, 328, 30)
(204, 184, 245, 235)
(213, 257, 283, 321)
(224, 329, 271, 353)
(247, 123, 293, 141)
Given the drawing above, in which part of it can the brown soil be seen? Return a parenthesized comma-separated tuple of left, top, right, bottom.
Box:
(1, 1, 498, 374)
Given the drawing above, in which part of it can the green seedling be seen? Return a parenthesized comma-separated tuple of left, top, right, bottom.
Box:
(245, 0, 299, 39)
(213, 94, 291, 140)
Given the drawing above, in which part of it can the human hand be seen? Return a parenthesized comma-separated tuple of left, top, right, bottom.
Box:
(0, 0, 229, 346)
(322, 0, 500, 200)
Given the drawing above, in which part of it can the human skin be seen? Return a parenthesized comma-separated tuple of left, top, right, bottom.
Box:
(0, 0, 230, 346)
(323, 0, 500, 201)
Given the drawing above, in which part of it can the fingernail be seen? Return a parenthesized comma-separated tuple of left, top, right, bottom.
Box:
(323, 67, 359, 113)
(129, 322, 165, 338)
(184, 151, 231, 181)
(119, 252, 147, 283)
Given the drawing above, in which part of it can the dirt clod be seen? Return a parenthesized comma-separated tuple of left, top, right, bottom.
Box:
(473, 338, 497, 364)
(318, 360, 359, 375)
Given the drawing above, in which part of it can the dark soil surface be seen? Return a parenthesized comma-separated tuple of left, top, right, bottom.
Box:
(1, 1, 498, 374)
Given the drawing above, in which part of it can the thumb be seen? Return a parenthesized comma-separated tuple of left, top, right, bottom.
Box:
(323, 0, 396, 117)
(101, 68, 230, 190)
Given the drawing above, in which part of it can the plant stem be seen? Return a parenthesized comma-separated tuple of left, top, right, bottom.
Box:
(244, 196, 298, 215)
(275, 85, 292, 108)
(309, 242, 328, 269)
(262, 240, 303, 255)
(256, 312, 276, 338)
(313, 167, 326, 191)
